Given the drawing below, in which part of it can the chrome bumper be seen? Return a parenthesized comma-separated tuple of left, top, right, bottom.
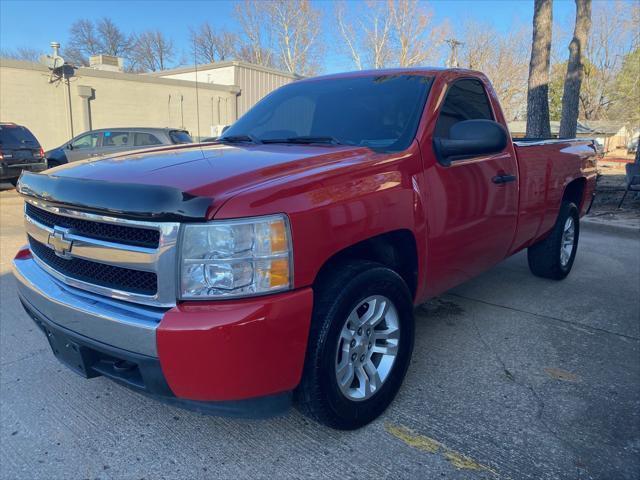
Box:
(13, 256, 165, 357)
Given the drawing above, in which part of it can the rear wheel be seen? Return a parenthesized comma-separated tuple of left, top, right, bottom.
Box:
(527, 201, 580, 280)
(295, 261, 414, 430)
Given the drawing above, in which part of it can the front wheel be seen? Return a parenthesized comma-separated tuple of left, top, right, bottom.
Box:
(295, 261, 414, 430)
(527, 201, 580, 280)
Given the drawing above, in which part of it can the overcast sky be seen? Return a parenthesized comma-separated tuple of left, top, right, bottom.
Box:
(0, 0, 599, 73)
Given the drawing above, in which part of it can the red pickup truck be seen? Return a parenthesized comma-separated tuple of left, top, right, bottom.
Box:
(14, 68, 596, 429)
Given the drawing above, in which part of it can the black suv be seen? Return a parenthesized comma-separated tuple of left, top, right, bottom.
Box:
(0, 123, 47, 186)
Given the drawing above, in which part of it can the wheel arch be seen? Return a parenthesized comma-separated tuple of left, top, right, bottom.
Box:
(563, 177, 587, 210)
(312, 229, 419, 300)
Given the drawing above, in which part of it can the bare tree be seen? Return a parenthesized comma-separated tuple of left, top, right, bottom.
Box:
(336, 0, 392, 69)
(191, 23, 237, 63)
(65, 17, 134, 66)
(334, 0, 394, 69)
(526, 0, 553, 138)
(0, 47, 42, 62)
(578, 0, 639, 120)
(559, 0, 592, 138)
(335, 0, 447, 70)
(389, 0, 448, 67)
(233, 0, 322, 75)
(132, 30, 175, 72)
(234, 0, 274, 67)
(264, 0, 322, 75)
(97, 18, 134, 58)
(460, 21, 530, 120)
(363, 1, 393, 68)
(335, 2, 362, 69)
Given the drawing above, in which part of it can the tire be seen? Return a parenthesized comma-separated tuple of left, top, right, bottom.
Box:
(46, 159, 62, 169)
(8, 178, 18, 187)
(295, 260, 415, 430)
(527, 201, 580, 280)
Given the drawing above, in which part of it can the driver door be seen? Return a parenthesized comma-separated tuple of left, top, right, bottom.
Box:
(423, 78, 519, 296)
(67, 132, 101, 162)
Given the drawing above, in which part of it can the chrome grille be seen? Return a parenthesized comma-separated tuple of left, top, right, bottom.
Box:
(25, 203, 160, 248)
(23, 199, 180, 307)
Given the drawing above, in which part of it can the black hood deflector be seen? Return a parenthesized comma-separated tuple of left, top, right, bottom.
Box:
(17, 171, 213, 221)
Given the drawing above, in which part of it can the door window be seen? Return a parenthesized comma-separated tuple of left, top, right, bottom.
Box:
(134, 132, 162, 146)
(102, 131, 130, 147)
(434, 79, 494, 138)
(71, 133, 100, 149)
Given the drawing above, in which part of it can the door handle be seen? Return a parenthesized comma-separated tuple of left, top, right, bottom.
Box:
(492, 174, 517, 184)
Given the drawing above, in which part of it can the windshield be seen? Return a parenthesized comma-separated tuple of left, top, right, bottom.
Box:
(222, 74, 433, 151)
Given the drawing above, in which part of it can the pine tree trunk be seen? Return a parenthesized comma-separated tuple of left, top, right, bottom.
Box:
(526, 0, 553, 139)
(559, 0, 592, 138)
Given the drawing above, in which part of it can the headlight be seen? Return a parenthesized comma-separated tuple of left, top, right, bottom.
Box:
(179, 214, 292, 299)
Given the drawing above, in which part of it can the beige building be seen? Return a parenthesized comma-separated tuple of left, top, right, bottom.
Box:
(149, 61, 300, 122)
(0, 58, 239, 150)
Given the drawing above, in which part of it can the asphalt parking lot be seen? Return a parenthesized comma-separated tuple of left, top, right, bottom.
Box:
(1, 186, 638, 480)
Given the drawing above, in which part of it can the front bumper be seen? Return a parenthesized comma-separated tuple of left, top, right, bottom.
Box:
(1, 161, 47, 180)
(13, 253, 314, 414)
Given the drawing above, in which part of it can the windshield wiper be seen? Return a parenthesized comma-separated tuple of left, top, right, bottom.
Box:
(217, 134, 262, 144)
(262, 136, 343, 145)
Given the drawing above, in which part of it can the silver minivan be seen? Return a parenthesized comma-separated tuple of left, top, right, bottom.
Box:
(45, 127, 192, 167)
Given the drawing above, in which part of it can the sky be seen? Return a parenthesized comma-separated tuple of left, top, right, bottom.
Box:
(0, 0, 585, 73)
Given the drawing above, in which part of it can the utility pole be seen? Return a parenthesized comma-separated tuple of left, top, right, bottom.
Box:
(445, 39, 463, 68)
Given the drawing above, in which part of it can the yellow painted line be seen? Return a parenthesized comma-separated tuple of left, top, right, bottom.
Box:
(385, 423, 499, 476)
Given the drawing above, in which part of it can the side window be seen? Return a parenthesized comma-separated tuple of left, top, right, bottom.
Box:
(102, 131, 130, 147)
(71, 133, 100, 150)
(134, 132, 162, 146)
(434, 79, 494, 138)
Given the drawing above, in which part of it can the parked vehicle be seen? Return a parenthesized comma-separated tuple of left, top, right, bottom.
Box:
(0, 123, 47, 186)
(45, 127, 192, 167)
(628, 137, 638, 154)
(593, 139, 606, 158)
(13, 68, 596, 429)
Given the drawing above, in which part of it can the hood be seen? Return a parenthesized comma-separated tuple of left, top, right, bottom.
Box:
(37, 143, 372, 218)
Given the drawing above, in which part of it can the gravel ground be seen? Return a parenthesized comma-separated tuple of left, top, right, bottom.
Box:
(1, 186, 639, 480)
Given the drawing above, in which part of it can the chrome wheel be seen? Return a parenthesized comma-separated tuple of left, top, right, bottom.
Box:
(560, 217, 575, 267)
(334, 295, 400, 401)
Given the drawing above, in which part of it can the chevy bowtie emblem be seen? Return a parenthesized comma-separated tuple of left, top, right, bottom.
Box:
(48, 227, 73, 259)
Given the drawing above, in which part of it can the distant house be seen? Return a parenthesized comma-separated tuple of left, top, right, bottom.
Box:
(579, 121, 634, 151)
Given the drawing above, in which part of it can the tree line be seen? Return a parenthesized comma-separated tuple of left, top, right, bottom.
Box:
(1, 0, 638, 127)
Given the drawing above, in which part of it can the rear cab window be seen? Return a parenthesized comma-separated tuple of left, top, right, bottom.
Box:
(169, 131, 192, 144)
(434, 79, 494, 139)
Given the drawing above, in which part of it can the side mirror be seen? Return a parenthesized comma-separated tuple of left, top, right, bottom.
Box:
(221, 125, 230, 134)
(67, 143, 73, 150)
(433, 119, 508, 167)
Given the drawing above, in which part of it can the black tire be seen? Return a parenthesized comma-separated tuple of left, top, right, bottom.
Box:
(46, 159, 62, 169)
(295, 260, 415, 430)
(527, 201, 580, 280)
(8, 178, 18, 187)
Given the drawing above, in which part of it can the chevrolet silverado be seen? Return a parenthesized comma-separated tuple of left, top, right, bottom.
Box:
(13, 68, 597, 429)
